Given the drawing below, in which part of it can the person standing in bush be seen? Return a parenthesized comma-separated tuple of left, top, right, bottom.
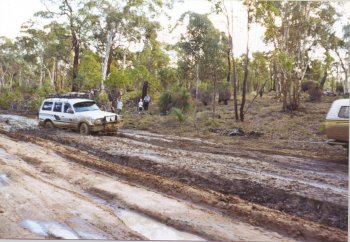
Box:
(138, 99, 143, 114)
(143, 95, 150, 111)
(116, 98, 123, 114)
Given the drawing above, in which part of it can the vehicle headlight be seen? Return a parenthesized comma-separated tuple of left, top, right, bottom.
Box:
(94, 118, 103, 125)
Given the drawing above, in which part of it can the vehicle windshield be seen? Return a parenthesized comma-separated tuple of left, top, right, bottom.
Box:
(73, 102, 100, 112)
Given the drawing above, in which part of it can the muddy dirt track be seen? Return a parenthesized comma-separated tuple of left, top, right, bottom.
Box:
(0, 115, 347, 241)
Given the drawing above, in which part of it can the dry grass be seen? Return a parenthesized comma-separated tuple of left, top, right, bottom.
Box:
(123, 93, 338, 142)
(121, 93, 348, 161)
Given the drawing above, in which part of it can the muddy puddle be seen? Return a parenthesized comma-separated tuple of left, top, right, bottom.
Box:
(0, 173, 9, 185)
(21, 219, 109, 239)
(0, 114, 38, 130)
(21, 220, 79, 239)
(121, 129, 216, 145)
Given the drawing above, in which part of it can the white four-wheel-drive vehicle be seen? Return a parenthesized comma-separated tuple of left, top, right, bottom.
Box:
(38, 95, 122, 135)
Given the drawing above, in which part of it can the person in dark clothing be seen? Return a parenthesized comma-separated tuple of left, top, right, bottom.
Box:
(143, 95, 150, 111)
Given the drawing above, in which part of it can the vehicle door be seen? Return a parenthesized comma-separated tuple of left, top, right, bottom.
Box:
(334, 106, 349, 142)
(52, 101, 65, 127)
(326, 105, 349, 142)
(39, 101, 54, 121)
(60, 102, 77, 129)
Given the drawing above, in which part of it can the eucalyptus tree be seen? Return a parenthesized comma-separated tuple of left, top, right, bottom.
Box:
(176, 13, 221, 83)
(17, 21, 71, 91)
(209, 0, 239, 120)
(87, 0, 171, 95)
(176, 12, 227, 117)
(249, 51, 269, 94)
(330, 24, 350, 93)
(239, 0, 255, 121)
(256, 1, 339, 111)
(36, 0, 100, 91)
(0, 37, 22, 91)
(17, 28, 47, 88)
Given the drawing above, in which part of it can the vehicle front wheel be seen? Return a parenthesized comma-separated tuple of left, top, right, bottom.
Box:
(79, 123, 90, 135)
(44, 121, 54, 129)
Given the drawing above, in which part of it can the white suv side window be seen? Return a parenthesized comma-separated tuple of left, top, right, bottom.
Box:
(338, 106, 349, 119)
(42, 102, 53, 111)
(63, 103, 73, 113)
(53, 102, 63, 112)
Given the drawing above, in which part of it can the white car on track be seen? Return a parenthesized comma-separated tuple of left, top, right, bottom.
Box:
(38, 95, 122, 135)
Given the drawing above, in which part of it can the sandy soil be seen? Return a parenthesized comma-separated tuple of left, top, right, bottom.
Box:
(0, 114, 347, 241)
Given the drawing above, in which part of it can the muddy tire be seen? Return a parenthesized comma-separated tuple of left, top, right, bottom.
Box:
(44, 121, 54, 129)
(79, 123, 90, 135)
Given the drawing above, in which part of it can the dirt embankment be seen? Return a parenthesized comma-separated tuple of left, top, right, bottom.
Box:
(0, 114, 347, 241)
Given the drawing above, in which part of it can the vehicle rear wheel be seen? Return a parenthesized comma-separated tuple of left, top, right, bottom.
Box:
(79, 123, 90, 135)
(44, 121, 54, 129)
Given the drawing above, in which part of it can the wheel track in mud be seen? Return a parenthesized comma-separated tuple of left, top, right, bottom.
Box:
(18, 129, 348, 230)
(0, 128, 347, 242)
(118, 130, 348, 164)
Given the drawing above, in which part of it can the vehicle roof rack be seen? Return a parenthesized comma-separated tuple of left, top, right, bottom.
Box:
(46, 92, 92, 99)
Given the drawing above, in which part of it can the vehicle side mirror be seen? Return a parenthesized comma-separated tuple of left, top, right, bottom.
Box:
(67, 108, 74, 114)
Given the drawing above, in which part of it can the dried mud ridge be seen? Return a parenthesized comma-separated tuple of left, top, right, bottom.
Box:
(1, 127, 346, 242)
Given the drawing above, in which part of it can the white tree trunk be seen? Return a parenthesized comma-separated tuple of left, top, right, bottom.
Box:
(39, 53, 44, 89)
(101, 29, 114, 91)
(18, 70, 22, 87)
(123, 51, 126, 70)
(51, 57, 56, 87)
(344, 73, 349, 94)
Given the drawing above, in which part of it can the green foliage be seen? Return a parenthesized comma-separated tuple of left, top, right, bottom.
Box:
(176, 12, 227, 84)
(159, 67, 178, 90)
(173, 88, 192, 112)
(158, 92, 173, 114)
(158, 88, 192, 114)
(0, 91, 17, 109)
(106, 65, 131, 89)
(171, 107, 186, 123)
(77, 50, 101, 90)
(97, 90, 109, 105)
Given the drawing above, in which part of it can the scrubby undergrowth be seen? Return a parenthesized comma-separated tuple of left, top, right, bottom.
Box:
(122, 93, 347, 161)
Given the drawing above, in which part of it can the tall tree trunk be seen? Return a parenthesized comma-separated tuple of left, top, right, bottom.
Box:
(282, 72, 288, 111)
(273, 63, 280, 99)
(39, 53, 44, 89)
(101, 29, 113, 91)
(54, 61, 59, 92)
(227, 35, 232, 83)
(18, 70, 22, 87)
(195, 62, 199, 103)
(0, 64, 4, 89)
(232, 57, 239, 121)
(142, 81, 149, 100)
(319, 70, 328, 90)
(240, 3, 252, 122)
(240, 55, 249, 121)
(71, 32, 80, 92)
(344, 72, 349, 94)
(51, 58, 56, 90)
(212, 74, 217, 118)
(106, 48, 113, 77)
(9, 73, 14, 92)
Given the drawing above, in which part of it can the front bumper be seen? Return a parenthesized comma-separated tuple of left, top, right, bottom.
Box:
(90, 121, 123, 132)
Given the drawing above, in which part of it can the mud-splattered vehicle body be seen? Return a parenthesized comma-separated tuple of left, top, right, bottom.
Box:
(39, 96, 122, 135)
(324, 99, 349, 147)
